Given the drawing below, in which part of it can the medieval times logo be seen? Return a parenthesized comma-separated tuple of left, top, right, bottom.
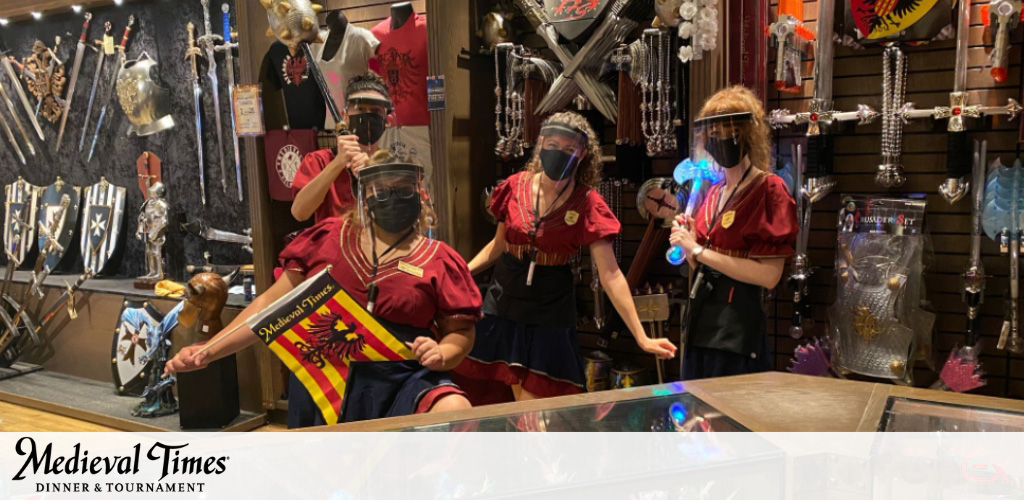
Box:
(276, 144, 302, 187)
(10, 437, 229, 494)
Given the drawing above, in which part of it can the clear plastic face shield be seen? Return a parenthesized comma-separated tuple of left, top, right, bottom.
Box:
(694, 111, 753, 170)
(347, 92, 393, 146)
(537, 122, 588, 182)
(357, 163, 424, 234)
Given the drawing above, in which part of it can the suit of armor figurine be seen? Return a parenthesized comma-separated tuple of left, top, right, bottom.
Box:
(136, 182, 168, 281)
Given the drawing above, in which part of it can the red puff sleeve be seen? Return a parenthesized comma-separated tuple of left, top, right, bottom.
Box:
(432, 244, 484, 323)
(577, 190, 622, 247)
(278, 217, 342, 275)
(291, 150, 331, 197)
(745, 176, 798, 259)
(488, 175, 516, 223)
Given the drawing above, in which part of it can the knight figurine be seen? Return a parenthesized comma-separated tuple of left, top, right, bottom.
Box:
(135, 182, 168, 286)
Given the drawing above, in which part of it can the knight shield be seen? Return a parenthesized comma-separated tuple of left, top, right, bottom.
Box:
(3, 180, 40, 267)
(111, 299, 163, 396)
(80, 180, 126, 275)
(543, 0, 612, 42)
(36, 181, 82, 272)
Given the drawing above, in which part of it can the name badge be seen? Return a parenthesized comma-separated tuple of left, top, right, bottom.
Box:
(721, 211, 736, 229)
(398, 261, 424, 278)
(565, 210, 579, 226)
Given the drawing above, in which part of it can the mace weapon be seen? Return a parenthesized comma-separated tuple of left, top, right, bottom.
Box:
(0, 36, 46, 141)
(218, 3, 243, 201)
(199, 0, 227, 194)
(79, 21, 112, 153)
(186, 22, 207, 206)
(87, 15, 134, 164)
(56, 12, 92, 151)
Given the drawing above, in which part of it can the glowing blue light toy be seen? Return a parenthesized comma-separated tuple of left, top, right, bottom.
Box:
(667, 158, 722, 265)
(668, 401, 687, 426)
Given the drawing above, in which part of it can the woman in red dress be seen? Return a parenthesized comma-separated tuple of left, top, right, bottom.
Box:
(166, 151, 482, 426)
(670, 86, 799, 380)
(457, 111, 677, 401)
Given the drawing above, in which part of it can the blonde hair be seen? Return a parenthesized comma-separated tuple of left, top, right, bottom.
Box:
(350, 149, 438, 232)
(696, 86, 772, 172)
(524, 111, 603, 189)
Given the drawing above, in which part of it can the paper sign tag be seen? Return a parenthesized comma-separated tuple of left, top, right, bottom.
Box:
(234, 85, 265, 137)
(103, 35, 115, 55)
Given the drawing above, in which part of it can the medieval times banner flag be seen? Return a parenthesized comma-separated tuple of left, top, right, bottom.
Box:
(246, 267, 414, 424)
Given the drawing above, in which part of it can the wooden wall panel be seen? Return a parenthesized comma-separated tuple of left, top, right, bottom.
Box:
(768, 0, 1024, 399)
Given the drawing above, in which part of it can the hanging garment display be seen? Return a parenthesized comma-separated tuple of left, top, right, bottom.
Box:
(982, 158, 1024, 354)
(21, 39, 66, 125)
(34, 179, 81, 278)
(264, 128, 318, 201)
(371, 11, 430, 127)
(827, 197, 933, 382)
(111, 299, 165, 396)
(981, 0, 1023, 83)
(87, 15, 134, 163)
(3, 179, 39, 268)
(80, 178, 126, 276)
(315, 15, 379, 130)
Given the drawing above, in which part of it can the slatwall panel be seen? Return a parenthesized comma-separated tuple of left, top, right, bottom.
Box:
(768, 0, 1024, 399)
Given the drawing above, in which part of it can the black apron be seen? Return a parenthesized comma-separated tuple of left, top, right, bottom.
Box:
(687, 268, 766, 357)
(482, 253, 576, 328)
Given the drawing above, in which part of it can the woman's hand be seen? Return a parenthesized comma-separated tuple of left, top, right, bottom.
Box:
(670, 215, 700, 264)
(164, 345, 210, 376)
(638, 336, 678, 359)
(408, 336, 445, 371)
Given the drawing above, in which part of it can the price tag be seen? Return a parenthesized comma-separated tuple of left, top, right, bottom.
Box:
(102, 35, 115, 55)
(233, 85, 265, 137)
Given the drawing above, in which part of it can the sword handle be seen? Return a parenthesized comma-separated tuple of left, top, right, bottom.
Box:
(202, 0, 214, 37)
(222, 4, 232, 44)
(119, 15, 135, 56)
(80, 13, 93, 43)
(187, 22, 198, 78)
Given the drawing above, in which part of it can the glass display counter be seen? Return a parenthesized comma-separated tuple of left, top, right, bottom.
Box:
(879, 397, 1024, 432)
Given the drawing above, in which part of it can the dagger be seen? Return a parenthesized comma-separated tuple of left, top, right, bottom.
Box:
(199, 0, 227, 193)
(0, 36, 46, 141)
(219, 3, 243, 201)
(57, 13, 92, 150)
(87, 15, 134, 163)
(80, 21, 112, 153)
(186, 21, 207, 206)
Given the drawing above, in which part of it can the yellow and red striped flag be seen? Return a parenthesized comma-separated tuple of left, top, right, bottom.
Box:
(247, 267, 414, 425)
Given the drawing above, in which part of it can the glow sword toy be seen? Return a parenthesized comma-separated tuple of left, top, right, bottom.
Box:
(186, 22, 207, 206)
(219, 3, 243, 201)
(199, 0, 227, 193)
(80, 21, 112, 153)
(56, 13, 92, 150)
(0, 36, 46, 141)
(87, 15, 134, 163)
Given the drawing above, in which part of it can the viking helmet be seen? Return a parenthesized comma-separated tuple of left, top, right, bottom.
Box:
(116, 53, 175, 137)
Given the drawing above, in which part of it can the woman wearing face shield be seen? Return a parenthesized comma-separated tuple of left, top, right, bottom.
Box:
(291, 72, 395, 222)
(166, 150, 482, 426)
(457, 112, 678, 401)
(669, 86, 799, 380)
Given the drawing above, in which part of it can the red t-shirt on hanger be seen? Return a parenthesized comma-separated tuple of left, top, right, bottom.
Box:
(369, 12, 431, 127)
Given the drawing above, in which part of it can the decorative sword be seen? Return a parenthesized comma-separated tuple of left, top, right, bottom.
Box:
(87, 15, 134, 163)
(79, 21, 112, 153)
(937, 0, 977, 204)
(32, 37, 62, 119)
(198, 0, 227, 193)
(964, 140, 987, 347)
(56, 13, 92, 151)
(0, 37, 46, 141)
(186, 22, 207, 206)
(0, 99, 25, 164)
(0, 55, 35, 158)
(787, 143, 814, 339)
(218, 3, 243, 201)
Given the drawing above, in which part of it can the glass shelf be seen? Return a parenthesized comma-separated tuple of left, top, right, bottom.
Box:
(880, 397, 1024, 432)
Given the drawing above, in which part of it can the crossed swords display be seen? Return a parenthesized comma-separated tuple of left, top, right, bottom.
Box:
(188, 1, 243, 205)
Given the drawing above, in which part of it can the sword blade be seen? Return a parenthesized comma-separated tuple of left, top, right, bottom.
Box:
(1, 57, 45, 140)
(0, 108, 25, 164)
(206, 53, 227, 193)
(80, 52, 105, 152)
(57, 42, 88, 150)
(194, 83, 207, 206)
(0, 74, 35, 156)
(87, 105, 107, 162)
(226, 53, 242, 201)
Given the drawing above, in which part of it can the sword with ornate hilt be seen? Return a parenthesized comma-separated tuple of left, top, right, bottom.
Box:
(964, 140, 987, 346)
(982, 0, 1023, 84)
(217, 3, 243, 201)
(0, 36, 46, 141)
(79, 21, 112, 153)
(0, 212, 30, 301)
(56, 12, 92, 151)
(28, 199, 70, 300)
(198, 0, 227, 193)
(0, 99, 25, 164)
(87, 15, 134, 163)
(769, 0, 877, 201)
(186, 22, 207, 206)
(34, 269, 94, 332)
(788, 143, 814, 339)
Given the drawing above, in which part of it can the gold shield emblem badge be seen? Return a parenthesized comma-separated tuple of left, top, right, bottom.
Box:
(565, 210, 580, 226)
(721, 211, 736, 229)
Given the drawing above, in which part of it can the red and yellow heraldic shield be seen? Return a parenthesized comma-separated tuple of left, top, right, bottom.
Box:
(249, 268, 414, 425)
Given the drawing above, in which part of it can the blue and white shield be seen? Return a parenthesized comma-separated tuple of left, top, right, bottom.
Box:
(80, 180, 126, 275)
(36, 181, 82, 272)
(111, 299, 164, 396)
(3, 180, 39, 266)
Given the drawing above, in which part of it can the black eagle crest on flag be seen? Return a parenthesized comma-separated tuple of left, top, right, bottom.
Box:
(851, 0, 940, 39)
(296, 314, 367, 368)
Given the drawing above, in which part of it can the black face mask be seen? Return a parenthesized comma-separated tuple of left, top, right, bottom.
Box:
(539, 149, 579, 181)
(349, 113, 387, 146)
(705, 137, 746, 169)
(367, 196, 421, 234)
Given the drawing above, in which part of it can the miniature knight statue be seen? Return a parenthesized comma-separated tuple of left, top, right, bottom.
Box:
(136, 182, 168, 282)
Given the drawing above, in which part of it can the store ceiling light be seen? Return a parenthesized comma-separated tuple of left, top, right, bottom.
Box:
(31, 12, 42, 20)
(0, 19, 8, 26)
(114, 0, 124, 5)
(72, 5, 83, 13)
